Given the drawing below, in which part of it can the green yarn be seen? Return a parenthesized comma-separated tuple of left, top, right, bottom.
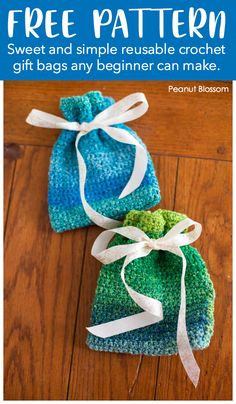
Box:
(123, 209, 187, 234)
(87, 209, 215, 356)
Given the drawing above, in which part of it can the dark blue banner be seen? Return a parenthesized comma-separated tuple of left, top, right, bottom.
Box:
(0, 0, 235, 80)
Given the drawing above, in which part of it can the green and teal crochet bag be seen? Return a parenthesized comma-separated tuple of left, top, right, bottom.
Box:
(87, 209, 215, 386)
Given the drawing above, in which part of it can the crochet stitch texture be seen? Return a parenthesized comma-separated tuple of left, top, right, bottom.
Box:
(87, 209, 215, 356)
(48, 91, 161, 232)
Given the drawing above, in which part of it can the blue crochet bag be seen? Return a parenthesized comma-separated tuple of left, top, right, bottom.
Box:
(28, 91, 161, 232)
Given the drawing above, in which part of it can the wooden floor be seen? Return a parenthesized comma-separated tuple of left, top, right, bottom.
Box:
(4, 81, 232, 400)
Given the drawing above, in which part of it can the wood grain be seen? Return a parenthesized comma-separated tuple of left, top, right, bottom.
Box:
(67, 155, 178, 400)
(4, 146, 87, 400)
(151, 155, 178, 211)
(4, 81, 232, 160)
(4, 147, 16, 227)
(155, 158, 232, 400)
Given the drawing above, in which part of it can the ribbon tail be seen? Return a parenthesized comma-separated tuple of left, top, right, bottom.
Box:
(103, 126, 148, 199)
(87, 312, 159, 338)
(87, 249, 163, 338)
(119, 144, 148, 199)
(75, 135, 122, 230)
(177, 251, 200, 387)
(178, 333, 200, 388)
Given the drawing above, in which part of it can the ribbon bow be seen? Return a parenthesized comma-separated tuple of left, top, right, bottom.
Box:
(87, 218, 202, 387)
(26, 93, 149, 229)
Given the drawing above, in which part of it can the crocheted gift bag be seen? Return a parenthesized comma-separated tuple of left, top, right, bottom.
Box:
(87, 209, 215, 356)
(47, 91, 161, 231)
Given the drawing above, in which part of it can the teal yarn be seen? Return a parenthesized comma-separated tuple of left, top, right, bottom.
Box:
(48, 91, 160, 232)
(87, 209, 215, 356)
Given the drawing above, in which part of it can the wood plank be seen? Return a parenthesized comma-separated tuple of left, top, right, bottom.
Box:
(4, 81, 232, 160)
(4, 146, 87, 400)
(151, 155, 178, 211)
(68, 155, 178, 400)
(4, 144, 20, 227)
(155, 158, 232, 400)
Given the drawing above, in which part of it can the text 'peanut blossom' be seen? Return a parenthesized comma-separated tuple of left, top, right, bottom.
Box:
(87, 218, 202, 387)
(26, 92, 149, 229)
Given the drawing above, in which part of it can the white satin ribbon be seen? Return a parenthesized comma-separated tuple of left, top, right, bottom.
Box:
(87, 218, 202, 387)
(26, 93, 149, 229)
